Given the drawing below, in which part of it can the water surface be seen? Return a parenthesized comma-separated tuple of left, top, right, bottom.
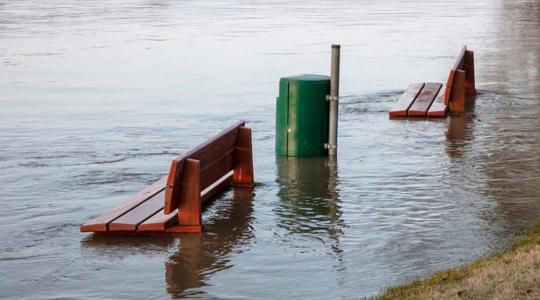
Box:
(1, 0, 539, 299)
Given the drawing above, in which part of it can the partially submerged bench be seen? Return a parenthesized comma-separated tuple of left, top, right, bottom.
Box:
(389, 46, 476, 118)
(80, 121, 254, 234)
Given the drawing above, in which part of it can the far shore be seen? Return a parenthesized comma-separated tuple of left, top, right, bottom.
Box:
(375, 220, 540, 300)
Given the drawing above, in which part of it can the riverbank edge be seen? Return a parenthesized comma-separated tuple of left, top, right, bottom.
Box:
(375, 220, 540, 299)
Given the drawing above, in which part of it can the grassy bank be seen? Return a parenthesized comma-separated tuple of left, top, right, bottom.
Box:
(376, 221, 540, 300)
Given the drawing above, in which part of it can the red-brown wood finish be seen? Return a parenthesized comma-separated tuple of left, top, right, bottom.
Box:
(163, 121, 245, 214)
(177, 159, 202, 228)
(427, 88, 447, 117)
(200, 150, 234, 191)
(449, 70, 466, 115)
(80, 121, 254, 235)
(138, 208, 178, 232)
(201, 172, 234, 203)
(390, 46, 476, 118)
(137, 173, 234, 233)
(233, 127, 254, 187)
(464, 50, 476, 96)
(80, 177, 166, 232)
(389, 83, 425, 117)
(407, 82, 442, 117)
(443, 70, 456, 106)
(108, 190, 165, 231)
(164, 159, 184, 214)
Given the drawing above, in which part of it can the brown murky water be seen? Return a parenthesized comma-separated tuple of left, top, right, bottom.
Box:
(1, 0, 539, 299)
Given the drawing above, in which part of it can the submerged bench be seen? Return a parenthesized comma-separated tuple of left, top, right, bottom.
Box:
(80, 121, 254, 234)
(389, 46, 476, 118)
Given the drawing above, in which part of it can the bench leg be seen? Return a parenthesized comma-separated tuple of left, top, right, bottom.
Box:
(177, 158, 202, 232)
(464, 50, 476, 96)
(449, 70, 466, 115)
(233, 127, 254, 188)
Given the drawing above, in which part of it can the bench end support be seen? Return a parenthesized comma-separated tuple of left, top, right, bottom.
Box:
(233, 127, 255, 188)
(464, 50, 476, 96)
(177, 159, 202, 227)
(449, 70, 466, 115)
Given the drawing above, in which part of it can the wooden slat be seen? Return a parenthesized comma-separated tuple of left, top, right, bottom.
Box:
(427, 87, 447, 117)
(408, 82, 442, 117)
(138, 209, 178, 232)
(109, 190, 165, 232)
(389, 83, 424, 117)
(178, 121, 244, 167)
(81, 121, 248, 234)
(201, 171, 234, 204)
(164, 121, 245, 213)
(138, 172, 234, 232)
(200, 150, 234, 191)
(80, 176, 166, 232)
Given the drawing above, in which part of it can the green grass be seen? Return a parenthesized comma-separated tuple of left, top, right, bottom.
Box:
(375, 220, 540, 300)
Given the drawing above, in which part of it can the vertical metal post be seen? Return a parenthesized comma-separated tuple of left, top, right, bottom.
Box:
(327, 44, 340, 156)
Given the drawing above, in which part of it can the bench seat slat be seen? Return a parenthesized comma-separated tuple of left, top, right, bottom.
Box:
(137, 209, 178, 232)
(80, 176, 166, 232)
(109, 190, 165, 231)
(427, 87, 448, 117)
(408, 82, 442, 117)
(389, 83, 424, 117)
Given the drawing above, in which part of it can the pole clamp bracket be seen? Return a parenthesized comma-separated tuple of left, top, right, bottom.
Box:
(326, 95, 339, 102)
(324, 143, 337, 150)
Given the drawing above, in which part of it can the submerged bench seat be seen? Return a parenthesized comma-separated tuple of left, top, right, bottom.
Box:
(389, 46, 476, 118)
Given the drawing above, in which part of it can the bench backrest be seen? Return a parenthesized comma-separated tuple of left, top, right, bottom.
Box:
(163, 121, 254, 226)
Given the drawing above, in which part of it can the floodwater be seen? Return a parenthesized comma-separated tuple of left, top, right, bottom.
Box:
(1, 0, 539, 298)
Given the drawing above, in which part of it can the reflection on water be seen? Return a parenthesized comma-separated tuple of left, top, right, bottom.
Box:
(275, 156, 342, 234)
(445, 115, 474, 159)
(1, 0, 540, 298)
(165, 188, 254, 298)
(81, 188, 254, 299)
(275, 156, 343, 258)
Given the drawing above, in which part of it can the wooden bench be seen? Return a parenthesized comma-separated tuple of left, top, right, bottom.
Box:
(80, 121, 254, 234)
(389, 46, 476, 118)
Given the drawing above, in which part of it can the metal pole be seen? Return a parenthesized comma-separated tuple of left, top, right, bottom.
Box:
(327, 44, 340, 156)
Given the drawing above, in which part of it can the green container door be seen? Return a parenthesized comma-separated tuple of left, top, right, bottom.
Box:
(276, 74, 330, 157)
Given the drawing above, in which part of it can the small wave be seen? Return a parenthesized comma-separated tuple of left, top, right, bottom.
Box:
(19, 162, 49, 168)
(341, 90, 403, 114)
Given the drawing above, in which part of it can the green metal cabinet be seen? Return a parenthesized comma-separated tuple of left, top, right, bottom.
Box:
(276, 74, 330, 157)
